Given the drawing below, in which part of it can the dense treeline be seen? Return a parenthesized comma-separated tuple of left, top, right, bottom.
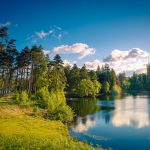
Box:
(119, 70, 150, 92)
(0, 27, 121, 98)
(64, 64, 121, 97)
(1, 27, 150, 121)
(0, 27, 73, 121)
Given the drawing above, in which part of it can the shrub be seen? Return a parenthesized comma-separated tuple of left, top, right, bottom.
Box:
(35, 87, 50, 109)
(14, 91, 29, 105)
(14, 92, 20, 104)
(20, 91, 29, 104)
(45, 105, 73, 122)
(36, 87, 66, 110)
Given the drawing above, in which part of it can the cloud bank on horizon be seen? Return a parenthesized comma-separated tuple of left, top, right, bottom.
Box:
(44, 43, 150, 76)
(86, 48, 149, 76)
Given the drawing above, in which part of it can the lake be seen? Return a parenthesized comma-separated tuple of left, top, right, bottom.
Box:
(67, 93, 150, 150)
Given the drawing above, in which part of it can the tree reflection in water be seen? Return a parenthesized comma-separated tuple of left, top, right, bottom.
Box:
(68, 94, 150, 150)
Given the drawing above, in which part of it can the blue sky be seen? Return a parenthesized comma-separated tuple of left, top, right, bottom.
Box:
(0, 0, 150, 74)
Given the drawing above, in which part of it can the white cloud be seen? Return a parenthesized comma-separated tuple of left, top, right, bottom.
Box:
(85, 48, 150, 76)
(63, 60, 73, 67)
(48, 43, 95, 59)
(36, 30, 52, 39)
(104, 49, 128, 62)
(85, 59, 103, 70)
(104, 48, 149, 62)
(36, 26, 67, 40)
(0, 22, 11, 27)
(45, 46, 149, 75)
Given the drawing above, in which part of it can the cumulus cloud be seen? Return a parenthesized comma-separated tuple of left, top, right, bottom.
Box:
(85, 59, 103, 70)
(63, 60, 73, 67)
(85, 48, 150, 76)
(0, 22, 11, 27)
(104, 48, 149, 62)
(47, 43, 95, 59)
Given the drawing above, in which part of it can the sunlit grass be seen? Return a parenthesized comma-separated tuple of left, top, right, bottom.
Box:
(0, 95, 103, 150)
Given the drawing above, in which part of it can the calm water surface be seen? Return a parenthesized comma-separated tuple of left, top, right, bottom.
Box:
(67, 94, 150, 150)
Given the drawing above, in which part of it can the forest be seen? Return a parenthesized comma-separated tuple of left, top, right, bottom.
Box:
(1, 26, 150, 121)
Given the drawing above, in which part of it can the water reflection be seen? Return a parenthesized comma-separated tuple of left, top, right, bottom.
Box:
(68, 94, 150, 150)
(112, 96, 150, 128)
(67, 98, 100, 117)
(69, 95, 150, 129)
(71, 115, 96, 133)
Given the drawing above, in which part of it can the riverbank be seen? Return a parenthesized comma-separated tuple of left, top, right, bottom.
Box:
(0, 95, 103, 150)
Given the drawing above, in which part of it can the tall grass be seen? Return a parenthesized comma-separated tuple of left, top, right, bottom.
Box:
(0, 105, 103, 150)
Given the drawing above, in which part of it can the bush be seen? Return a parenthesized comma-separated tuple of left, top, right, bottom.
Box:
(14, 92, 20, 103)
(14, 91, 29, 105)
(45, 105, 73, 122)
(35, 87, 73, 122)
(48, 91, 66, 110)
(36, 87, 66, 110)
(35, 87, 50, 109)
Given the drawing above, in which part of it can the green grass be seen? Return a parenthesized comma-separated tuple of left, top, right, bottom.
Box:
(0, 95, 103, 150)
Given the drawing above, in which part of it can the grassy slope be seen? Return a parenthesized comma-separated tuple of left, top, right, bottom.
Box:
(0, 96, 103, 150)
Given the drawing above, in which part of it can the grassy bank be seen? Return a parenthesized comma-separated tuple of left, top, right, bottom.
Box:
(0, 96, 103, 150)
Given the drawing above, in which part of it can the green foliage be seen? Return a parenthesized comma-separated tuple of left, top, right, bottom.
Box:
(35, 87, 50, 109)
(78, 79, 94, 97)
(93, 80, 102, 95)
(20, 91, 29, 104)
(45, 105, 73, 122)
(89, 70, 97, 81)
(48, 66, 66, 92)
(35, 86, 73, 122)
(48, 91, 66, 111)
(128, 73, 147, 91)
(68, 64, 80, 94)
(119, 73, 130, 90)
(14, 92, 20, 103)
(15, 91, 30, 105)
(111, 84, 122, 95)
(80, 64, 89, 80)
(53, 54, 63, 65)
(36, 87, 65, 109)
(77, 79, 101, 97)
(102, 81, 110, 94)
